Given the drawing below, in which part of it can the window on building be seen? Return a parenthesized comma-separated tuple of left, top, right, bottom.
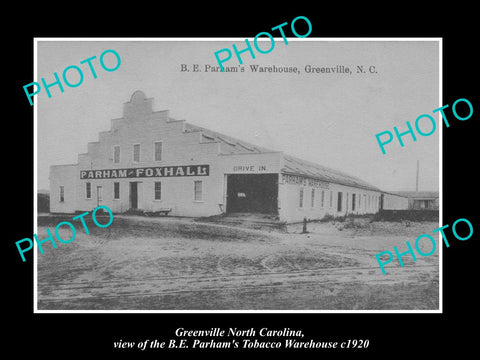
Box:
(337, 192, 342, 212)
(330, 191, 333, 208)
(154, 181, 162, 200)
(113, 145, 120, 163)
(133, 144, 140, 162)
(311, 188, 315, 208)
(194, 180, 203, 201)
(352, 193, 356, 211)
(86, 182, 91, 199)
(299, 187, 304, 208)
(59, 186, 64, 202)
(97, 186, 103, 201)
(321, 190, 325, 208)
(359, 194, 361, 209)
(363, 194, 366, 209)
(114, 182, 120, 200)
(154, 141, 163, 162)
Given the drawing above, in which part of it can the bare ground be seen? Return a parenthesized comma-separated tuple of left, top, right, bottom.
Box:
(36, 216, 439, 310)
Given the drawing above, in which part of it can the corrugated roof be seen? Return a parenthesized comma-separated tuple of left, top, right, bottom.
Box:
(393, 191, 439, 199)
(185, 123, 273, 154)
(184, 122, 381, 192)
(283, 155, 381, 191)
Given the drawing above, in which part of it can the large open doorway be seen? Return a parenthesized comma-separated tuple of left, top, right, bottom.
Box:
(226, 174, 278, 214)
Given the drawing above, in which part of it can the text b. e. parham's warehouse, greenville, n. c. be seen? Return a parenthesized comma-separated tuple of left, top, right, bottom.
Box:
(49, 91, 407, 222)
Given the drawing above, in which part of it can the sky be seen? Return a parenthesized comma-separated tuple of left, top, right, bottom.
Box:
(36, 39, 440, 192)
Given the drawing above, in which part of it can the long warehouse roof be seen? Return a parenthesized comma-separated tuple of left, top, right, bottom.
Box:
(185, 122, 381, 192)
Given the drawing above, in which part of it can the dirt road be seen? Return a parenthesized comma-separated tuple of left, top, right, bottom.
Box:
(36, 216, 439, 310)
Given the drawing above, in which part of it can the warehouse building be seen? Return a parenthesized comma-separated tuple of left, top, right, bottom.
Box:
(50, 91, 399, 223)
(380, 191, 409, 210)
(392, 191, 439, 210)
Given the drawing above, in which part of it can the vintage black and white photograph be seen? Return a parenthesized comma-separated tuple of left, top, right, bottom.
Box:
(35, 39, 440, 311)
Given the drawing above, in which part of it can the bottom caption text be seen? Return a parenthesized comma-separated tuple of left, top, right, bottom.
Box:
(113, 328, 369, 351)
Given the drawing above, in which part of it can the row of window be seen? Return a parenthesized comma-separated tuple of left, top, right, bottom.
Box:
(87, 181, 203, 201)
(59, 182, 379, 212)
(113, 141, 163, 164)
(299, 188, 379, 212)
(59, 180, 204, 202)
(299, 188, 333, 209)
